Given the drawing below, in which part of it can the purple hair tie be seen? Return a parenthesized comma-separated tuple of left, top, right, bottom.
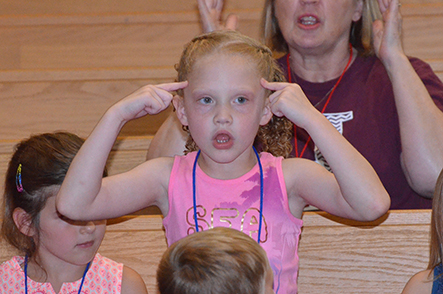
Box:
(16, 164, 24, 192)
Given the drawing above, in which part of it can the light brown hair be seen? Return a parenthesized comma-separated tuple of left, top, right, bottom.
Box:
(175, 30, 293, 158)
(157, 227, 271, 294)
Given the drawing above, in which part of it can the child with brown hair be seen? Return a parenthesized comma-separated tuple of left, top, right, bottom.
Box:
(0, 132, 147, 294)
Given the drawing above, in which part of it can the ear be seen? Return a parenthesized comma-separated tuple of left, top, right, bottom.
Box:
(12, 207, 36, 237)
(259, 99, 273, 126)
(173, 95, 189, 126)
(352, 0, 364, 22)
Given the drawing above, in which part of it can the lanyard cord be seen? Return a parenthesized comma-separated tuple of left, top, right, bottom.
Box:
(192, 146, 264, 243)
(24, 255, 91, 294)
(287, 43, 353, 158)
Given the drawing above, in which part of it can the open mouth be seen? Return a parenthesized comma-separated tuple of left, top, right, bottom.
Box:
(299, 15, 319, 26)
(213, 132, 234, 149)
(215, 133, 230, 144)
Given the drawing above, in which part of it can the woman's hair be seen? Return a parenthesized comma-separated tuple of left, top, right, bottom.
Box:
(1, 132, 107, 258)
(261, 0, 382, 56)
(428, 168, 443, 273)
(157, 227, 271, 294)
(175, 30, 293, 158)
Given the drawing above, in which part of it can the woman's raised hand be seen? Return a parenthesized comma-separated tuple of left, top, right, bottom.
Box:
(373, 0, 405, 67)
(197, 0, 238, 33)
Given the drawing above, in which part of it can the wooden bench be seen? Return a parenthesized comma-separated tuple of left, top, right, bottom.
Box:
(1, 210, 431, 293)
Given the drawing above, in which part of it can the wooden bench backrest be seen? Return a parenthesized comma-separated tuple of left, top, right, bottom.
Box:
(1, 210, 431, 293)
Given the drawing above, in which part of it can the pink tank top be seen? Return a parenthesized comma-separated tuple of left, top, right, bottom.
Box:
(164, 151, 303, 294)
(0, 253, 122, 293)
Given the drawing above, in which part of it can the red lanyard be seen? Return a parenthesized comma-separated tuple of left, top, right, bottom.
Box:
(286, 44, 353, 158)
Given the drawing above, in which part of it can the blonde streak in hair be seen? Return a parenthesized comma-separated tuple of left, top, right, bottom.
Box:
(361, 0, 382, 56)
(260, 0, 274, 47)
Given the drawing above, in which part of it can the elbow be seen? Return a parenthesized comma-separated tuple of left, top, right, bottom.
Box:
(55, 192, 80, 220)
(55, 194, 70, 218)
(362, 192, 391, 221)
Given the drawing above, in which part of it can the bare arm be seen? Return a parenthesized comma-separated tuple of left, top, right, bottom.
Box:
(56, 83, 187, 221)
(374, 0, 443, 197)
(121, 265, 149, 294)
(263, 80, 390, 221)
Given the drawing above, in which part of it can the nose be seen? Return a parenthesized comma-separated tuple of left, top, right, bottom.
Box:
(80, 221, 96, 234)
(214, 104, 233, 125)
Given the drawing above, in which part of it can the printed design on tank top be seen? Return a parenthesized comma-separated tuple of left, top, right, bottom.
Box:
(315, 111, 354, 171)
(185, 206, 268, 242)
(184, 168, 272, 243)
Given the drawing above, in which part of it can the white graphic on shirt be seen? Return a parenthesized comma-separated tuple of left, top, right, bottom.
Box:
(315, 111, 354, 171)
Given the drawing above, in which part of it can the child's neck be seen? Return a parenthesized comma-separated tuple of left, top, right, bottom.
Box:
(26, 256, 89, 293)
(197, 149, 258, 180)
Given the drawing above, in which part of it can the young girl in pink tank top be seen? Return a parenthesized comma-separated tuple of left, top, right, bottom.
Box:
(56, 30, 390, 293)
(0, 132, 147, 294)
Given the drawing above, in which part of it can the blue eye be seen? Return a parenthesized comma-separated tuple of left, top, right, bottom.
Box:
(199, 97, 213, 104)
(235, 96, 247, 104)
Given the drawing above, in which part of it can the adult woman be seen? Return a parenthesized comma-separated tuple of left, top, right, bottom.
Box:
(147, 0, 443, 209)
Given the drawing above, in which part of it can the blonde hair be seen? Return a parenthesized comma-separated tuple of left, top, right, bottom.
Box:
(175, 30, 293, 158)
(261, 0, 382, 56)
(428, 169, 443, 273)
(157, 227, 271, 294)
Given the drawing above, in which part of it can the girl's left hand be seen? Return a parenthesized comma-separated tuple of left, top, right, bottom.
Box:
(373, 0, 405, 67)
(261, 79, 318, 128)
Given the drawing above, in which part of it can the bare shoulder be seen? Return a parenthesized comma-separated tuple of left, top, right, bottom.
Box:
(121, 265, 149, 294)
(402, 269, 432, 294)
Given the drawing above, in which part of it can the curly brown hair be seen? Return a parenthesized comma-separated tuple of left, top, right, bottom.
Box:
(176, 30, 293, 158)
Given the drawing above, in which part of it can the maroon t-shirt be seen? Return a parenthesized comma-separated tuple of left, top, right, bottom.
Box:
(277, 54, 443, 209)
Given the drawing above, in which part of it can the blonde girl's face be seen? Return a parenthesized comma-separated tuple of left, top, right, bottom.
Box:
(175, 52, 272, 168)
(35, 194, 106, 267)
(274, 0, 363, 53)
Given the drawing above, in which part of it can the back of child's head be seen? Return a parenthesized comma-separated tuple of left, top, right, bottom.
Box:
(1, 132, 106, 258)
(429, 168, 443, 270)
(175, 30, 293, 158)
(157, 227, 271, 294)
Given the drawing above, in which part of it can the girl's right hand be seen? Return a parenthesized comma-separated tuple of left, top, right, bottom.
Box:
(113, 81, 188, 123)
(197, 0, 238, 33)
